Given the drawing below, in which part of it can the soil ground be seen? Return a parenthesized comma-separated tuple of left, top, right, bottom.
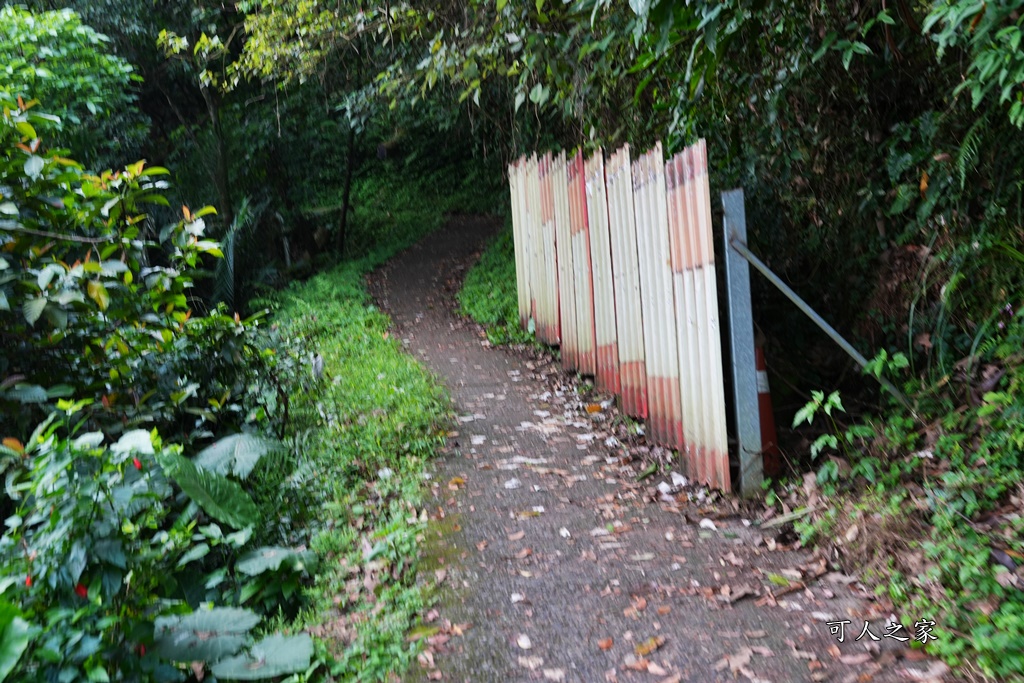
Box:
(367, 216, 949, 683)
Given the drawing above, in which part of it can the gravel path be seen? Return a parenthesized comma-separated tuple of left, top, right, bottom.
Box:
(367, 216, 946, 683)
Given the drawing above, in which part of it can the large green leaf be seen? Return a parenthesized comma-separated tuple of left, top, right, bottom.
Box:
(0, 600, 34, 682)
(153, 607, 259, 664)
(194, 434, 275, 480)
(210, 634, 313, 681)
(157, 452, 259, 529)
(235, 546, 315, 577)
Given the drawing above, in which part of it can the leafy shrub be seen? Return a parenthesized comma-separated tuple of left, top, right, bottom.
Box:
(0, 6, 148, 168)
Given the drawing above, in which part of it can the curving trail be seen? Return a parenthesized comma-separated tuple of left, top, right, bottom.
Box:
(367, 216, 945, 683)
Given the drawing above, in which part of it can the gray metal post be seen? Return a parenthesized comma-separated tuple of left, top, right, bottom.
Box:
(722, 189, 763, 494)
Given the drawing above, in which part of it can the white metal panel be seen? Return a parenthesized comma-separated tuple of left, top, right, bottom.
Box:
(509, 159, 531, 328)
(585, 151, 620, 394)
(569, 150, 596, 375)
(606, 145, 647, 418)
(538, 153, 560, 345)
(633, 145, 682, 446)
(552, 151, 577, 370)
(667, 141, 730, 491)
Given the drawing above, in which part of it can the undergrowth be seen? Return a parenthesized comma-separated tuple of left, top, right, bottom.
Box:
(776, 312, 1024, 681)
(264, 259, 449, 681)
(458, 225, 532, 345)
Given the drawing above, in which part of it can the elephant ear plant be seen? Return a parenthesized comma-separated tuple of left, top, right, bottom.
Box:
(0, 95, 317, 681)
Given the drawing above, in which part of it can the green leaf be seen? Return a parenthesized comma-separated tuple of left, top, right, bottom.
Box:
(154, 607, 259, 664)
(0, 601, 34, 683)
(22, 298, 46, 326)
(23, 156, 44, 179)
(0, 203, 16, 216)
(235, 546, 310, 576)
(194, 434, 276, 480)
(210, 634, 313, 680)
(87, 280, 110, 311)
(112, 430, 154, 455)
(497, 0, 508, 11)
(158, 452, 259, 529)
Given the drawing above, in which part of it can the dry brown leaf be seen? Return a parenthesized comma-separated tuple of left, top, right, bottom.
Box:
(633, 596, 648, 611)
(434, 569, 447, 584)
(722, 551, 744, 567)
(827, 644, 841, 659)
(476, 540, 487, 551)
(839, 653, 873, 665)
(427, 671, 442, 680)
(451, 622, 471, 636)
(647, 662, 668, 676)
(635, 636, 666, 657)
(623, 654, 649, 671)
(745, 630, 767, 639)
(713, 647, 752, 674)
(659, 675, 682, 683)
(598, 638, 614, 651)
(656, 606, 671, 616)
(516, 547, 533, 559)
(508, 530, 526, 541)
(447, 476, 465, 490)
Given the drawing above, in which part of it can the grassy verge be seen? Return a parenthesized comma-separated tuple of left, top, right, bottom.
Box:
(457, 225, 532, 345)
(264, 260, 449, 681)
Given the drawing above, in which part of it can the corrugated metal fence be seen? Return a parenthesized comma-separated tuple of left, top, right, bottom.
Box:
(509, 139, 731, 491)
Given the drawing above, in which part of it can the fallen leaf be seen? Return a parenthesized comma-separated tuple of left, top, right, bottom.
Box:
(519, 655, 544, 670)
(516, 547, 533, 559)
(476, 540, 488, 551)
(586, 403, 603, 413)
(451, 622, 471, 636)
(722, 551, 744, 567)
(635, 635, 666, 657)
(839, 653, 873, 665)
(508, 530, 526, 541)
(543, 669, 566, 681)
(517, 634, 533, 650)
(598, 638, 614, 651)
(511, 592, 525, 603)
(448, 476, 465, 490)
(630, 552, 655, 562)
(559, 527, 571, 538)
(844, 524, 859, 543)
(745, 630, 767, 639)
(622, 654, 649, 671)
(427, 670, 442, 680)
(434, 569, 447, 584)
(656, 606, 671, 616)
(714, 647, 752, 674)
(659, 676, 682, 683)
(647, 662, 668, 676)
(699, 518, 717, 530)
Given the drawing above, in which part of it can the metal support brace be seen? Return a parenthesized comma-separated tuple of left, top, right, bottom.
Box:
(722, 190, 762, 495)
(724, 193, 914, 417)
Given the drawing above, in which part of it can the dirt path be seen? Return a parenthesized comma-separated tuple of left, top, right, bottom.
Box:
(368, 217, 946, 683)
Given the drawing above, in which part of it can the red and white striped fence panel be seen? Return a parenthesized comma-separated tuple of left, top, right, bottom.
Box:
(606, 145, 647, 419)
(508, 140, 730, 491)
(568, 150, 597, 375)
(584, 151, 620, 394)
(666, 141, 730, 491)
(633, 144, 684, 449)
(552, 151, 577, 370)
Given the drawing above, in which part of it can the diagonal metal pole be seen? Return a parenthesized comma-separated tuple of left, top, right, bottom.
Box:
(727, 235, 914, 413)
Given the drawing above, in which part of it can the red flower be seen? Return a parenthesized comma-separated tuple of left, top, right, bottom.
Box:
(74, 583, 88, 598)
(132, 457, 142, 470)
(24, 575, 32, 587)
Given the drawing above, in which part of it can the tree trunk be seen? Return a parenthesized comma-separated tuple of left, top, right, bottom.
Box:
(201, 84, 234, 233)
(337, 124, 357, 257)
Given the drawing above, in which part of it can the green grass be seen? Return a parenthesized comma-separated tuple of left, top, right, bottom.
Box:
(457, 225, 532, 345)
(265, 262, 449, 681)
